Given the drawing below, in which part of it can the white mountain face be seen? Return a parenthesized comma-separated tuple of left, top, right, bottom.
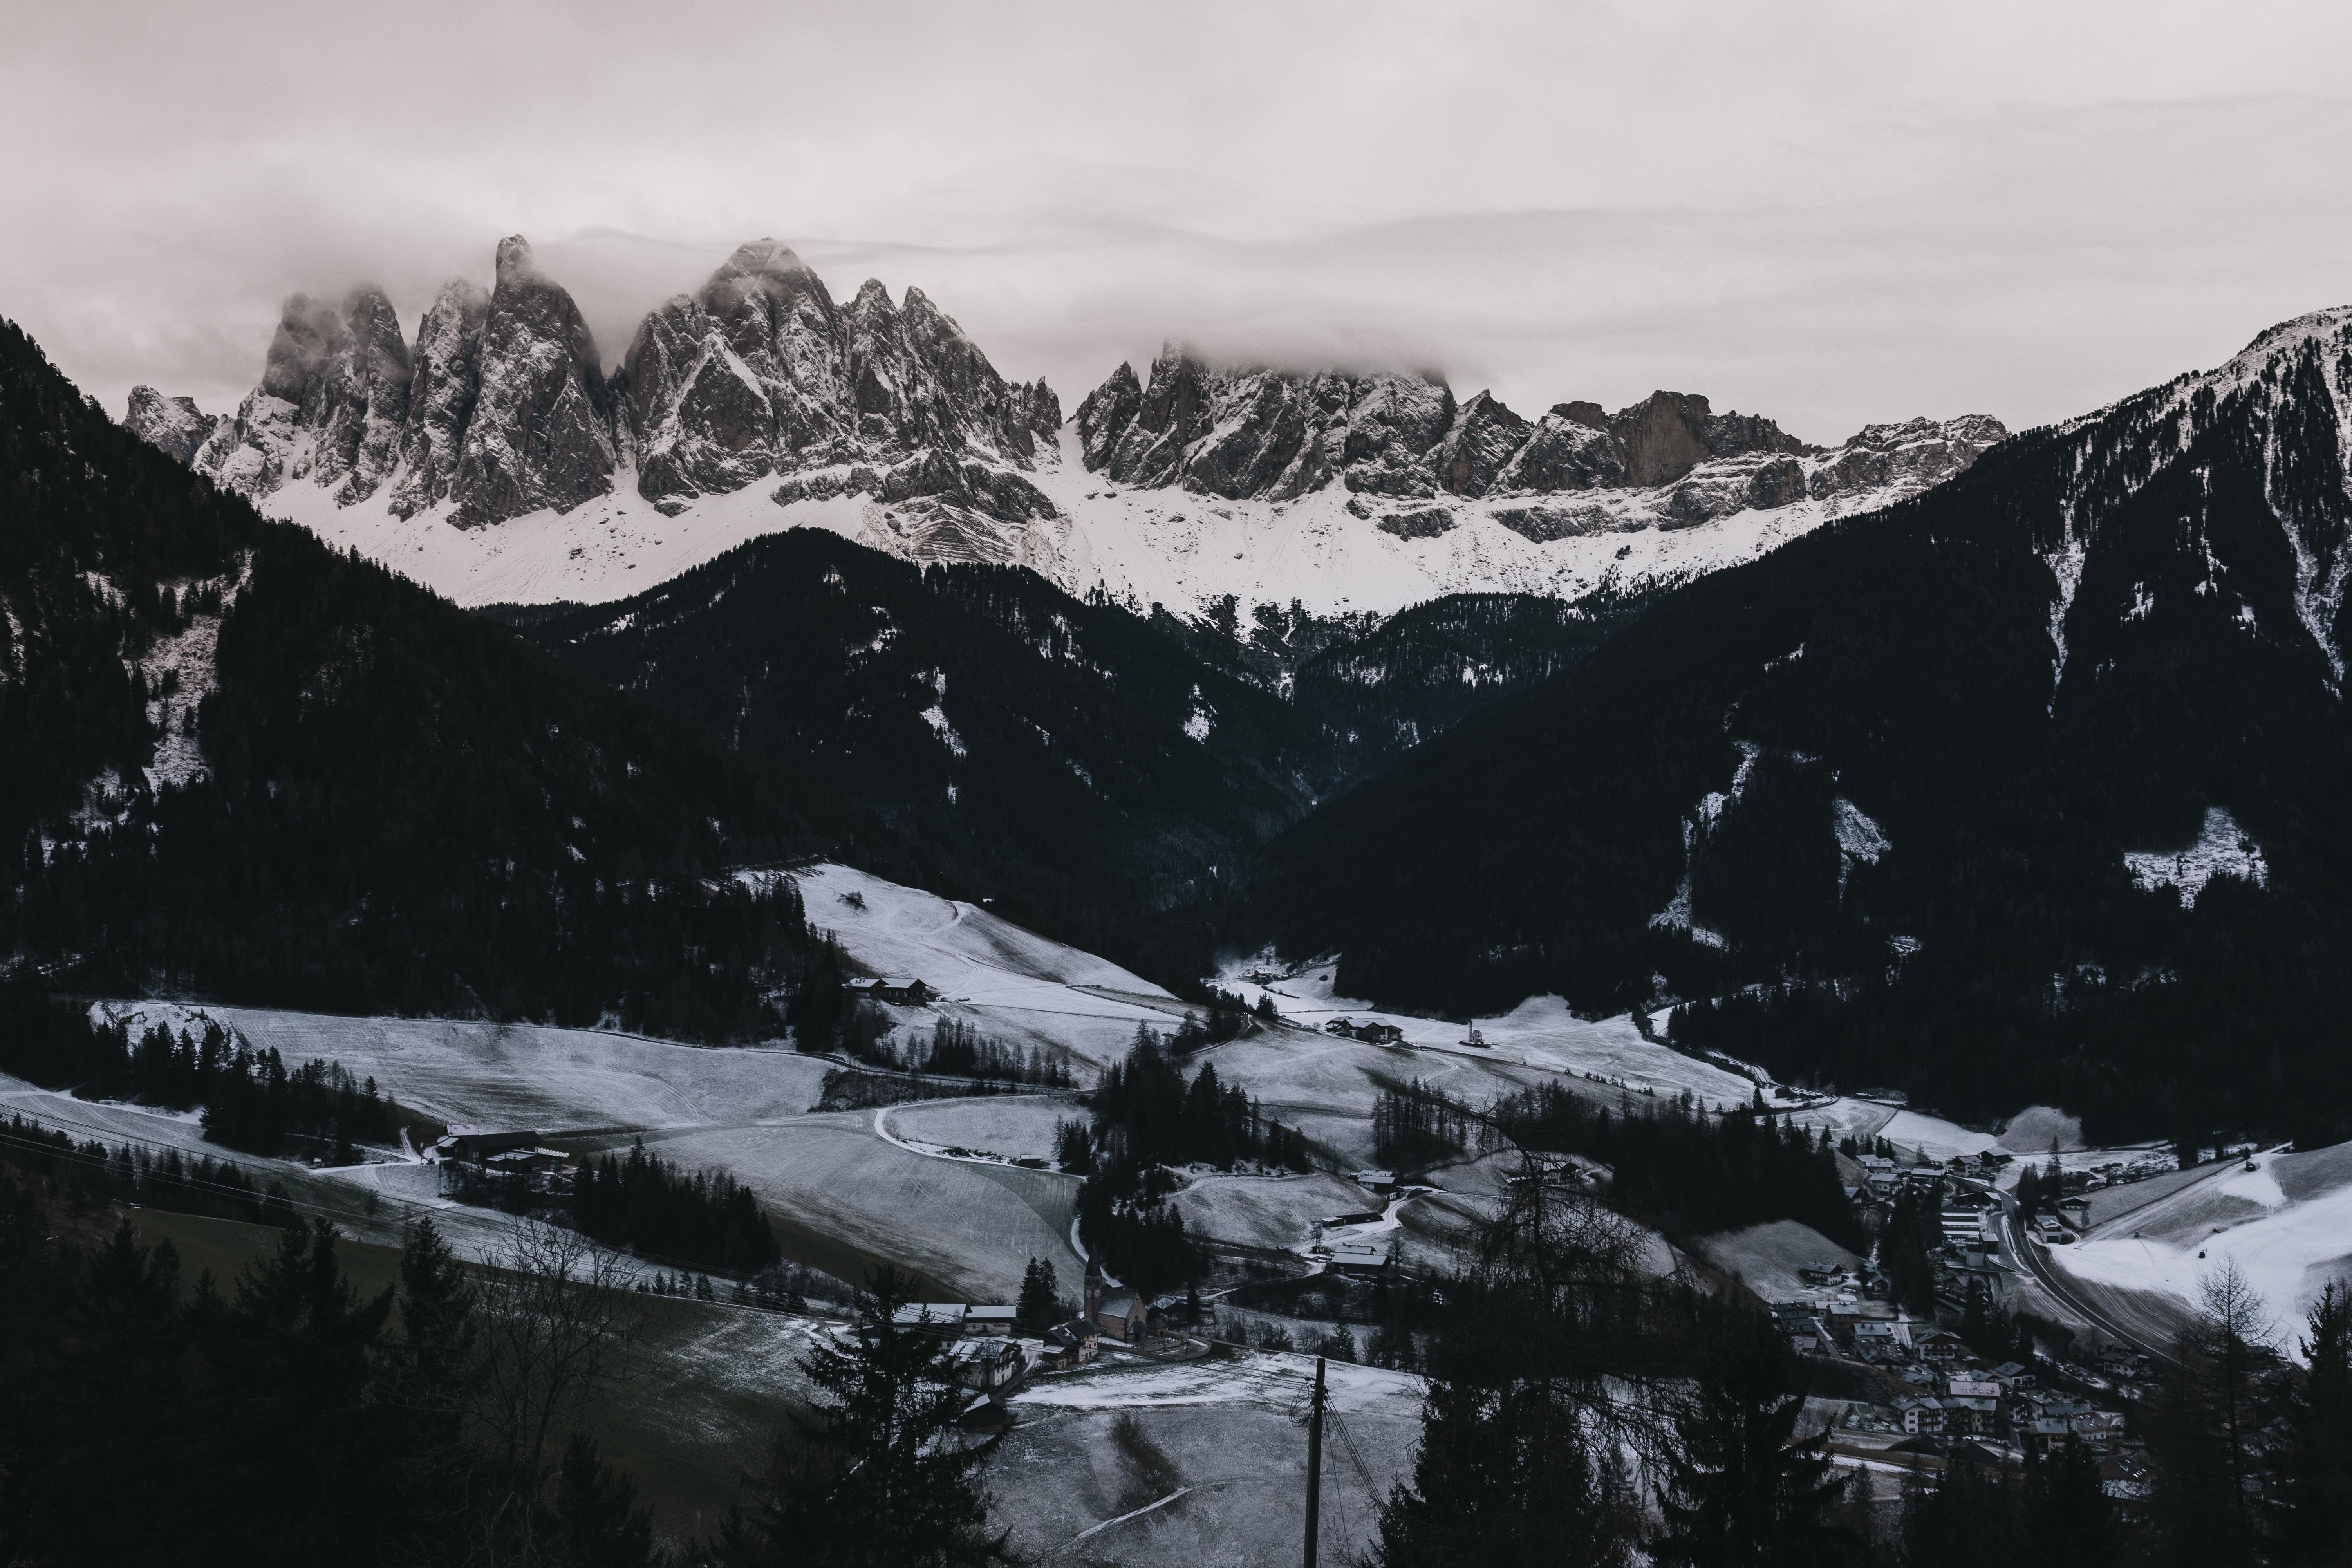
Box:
(125, 237, 2004, 616)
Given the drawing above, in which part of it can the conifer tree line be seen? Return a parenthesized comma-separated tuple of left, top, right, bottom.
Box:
(1064, 1024, 1314, 1292)
(0, 1166, 669, 1566)
(0, 1111, 306, 1228)
(566, 1138, 781, 1276)
(1366, 1075, 1864, 1249)
(0, 975, 415, 1160)
(441, 1135, 783, 1279)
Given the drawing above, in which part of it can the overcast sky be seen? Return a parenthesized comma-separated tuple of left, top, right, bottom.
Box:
(7, 0, 2350, 444)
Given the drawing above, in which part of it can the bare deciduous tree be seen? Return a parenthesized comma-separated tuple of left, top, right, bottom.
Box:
(471, 1220, 641, 1564)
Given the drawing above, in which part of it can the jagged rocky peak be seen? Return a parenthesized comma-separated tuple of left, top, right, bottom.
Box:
(123, 386, 222, 465)
(1073, 350, 2004, 526)
(178, 285, 414, 504)
(1605, 390, 1811, 487)
(124, 233, 1057, 531)
(388, 278, 490, 518)
(1078, 345, 1453, 501)
(449, 235, 615, 528)
(625, 238, 1061, 515)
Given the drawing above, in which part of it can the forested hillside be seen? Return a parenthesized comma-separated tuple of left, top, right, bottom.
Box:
(1243, 312, 2352, 1145)
(0, 319, 828, 1038)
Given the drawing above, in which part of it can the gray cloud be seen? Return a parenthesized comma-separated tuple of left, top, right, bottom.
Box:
(5, 0, 2349, 441)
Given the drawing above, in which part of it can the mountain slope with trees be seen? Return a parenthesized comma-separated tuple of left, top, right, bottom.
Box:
(1243, 308, 2352, 1145)
(1, 316, 833, 1037)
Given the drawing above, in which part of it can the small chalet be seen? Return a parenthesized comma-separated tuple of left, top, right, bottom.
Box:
(945, 1338, 1025, 1393)
(2057, 1196, 2092, 1231)
(1354, 1022, 1405, 1045)
(484, 1146, 573, 1177)
(847, 977, 936, 1006)
(1043, 1320, 1100, 1369)
(963, 1305, 1019, 1337)
(1895, 1396, 1947, 1435)
(1353, 1170, 1398, 1194)
(1915, 1330, 1968, 1363)
(434, 1129, 546, 1165)
(1328, 1244, 1388, 1277)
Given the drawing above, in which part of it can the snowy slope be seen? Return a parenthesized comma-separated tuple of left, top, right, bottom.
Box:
(254, 426, 1886, 619)
(2051, 1140, 2352, 1353)
(771, 862, 1190, 1073)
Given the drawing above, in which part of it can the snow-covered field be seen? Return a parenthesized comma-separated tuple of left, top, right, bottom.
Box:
(778, 862, 1190, 1075)
(0, 1067, 640, 1278)
(883, 1096, 1077, 1163)
(1221, 963, 1761, 1108)
(123, 1002, 835, 1131)
(625, 1112, 1082, 1302)
(996, 1350, 1424, 1566)
(1696, 1220, 1863, 1303)
(2050, 1142, 2352, 1351)
(258, 422, 1856, 620)
(1171, 1171, 1387, 1255)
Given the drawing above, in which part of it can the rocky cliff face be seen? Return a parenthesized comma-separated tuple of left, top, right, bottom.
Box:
(1073, 347, 2005, 532)
(134, 235, 1064, 532)
(178, 287, 415, 506)
(447, 237, 615, 528)
(123, 387, 223, 465)
(624, 240, 1061, 516)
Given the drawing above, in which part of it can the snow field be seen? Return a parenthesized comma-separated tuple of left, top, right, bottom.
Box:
(995, 1351, 1424, 1565)
(883, 1095, 1078, 1162)
(777, 863, 1186, 1075)
(1221, 963, 1761, 1108)
(1171, 1171, 1387, 1254)
(257, 417, 1864, 621)
(110, 1001, 832, 1132)
(1694, 1220, 1863, 1302)
(627, 1113, 1083, 1302)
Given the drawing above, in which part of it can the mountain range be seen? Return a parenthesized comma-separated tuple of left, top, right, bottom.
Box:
(124, 236, 2003, 617)
(64, 251, 2352, 1149)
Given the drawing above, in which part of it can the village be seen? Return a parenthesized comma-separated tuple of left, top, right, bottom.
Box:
(1778, 1143, 2222, 1497)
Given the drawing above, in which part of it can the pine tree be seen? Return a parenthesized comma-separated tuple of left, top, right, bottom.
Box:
(2267, 1281, 2352, 1566)
(710, 1266, 1012, 1568)
(2018, 1436, 2122, 1568)
(1650, 1308, 1859, 1568)
(1371, 1376, 1634, 1568)
(1015, 1255, 1060, 1335)
(545, 1433, 663, 1568)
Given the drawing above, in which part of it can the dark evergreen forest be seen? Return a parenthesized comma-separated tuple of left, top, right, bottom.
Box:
(1243, 345, 2352, 1145)
(0, 318, 832, 1039)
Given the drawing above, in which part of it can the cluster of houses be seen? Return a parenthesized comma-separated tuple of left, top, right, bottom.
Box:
(1322, 1017, 1405, 1044)
(428, 1128, 574, 1191)
(1776, 1280, 2138, 1466)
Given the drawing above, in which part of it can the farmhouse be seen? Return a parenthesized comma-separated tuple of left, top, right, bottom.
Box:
(946, 1337, 1025, 1393)
(847, 977, 936, 1006)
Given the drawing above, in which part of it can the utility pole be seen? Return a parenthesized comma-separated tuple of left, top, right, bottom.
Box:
(1303, 1354, 1326, 1568)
